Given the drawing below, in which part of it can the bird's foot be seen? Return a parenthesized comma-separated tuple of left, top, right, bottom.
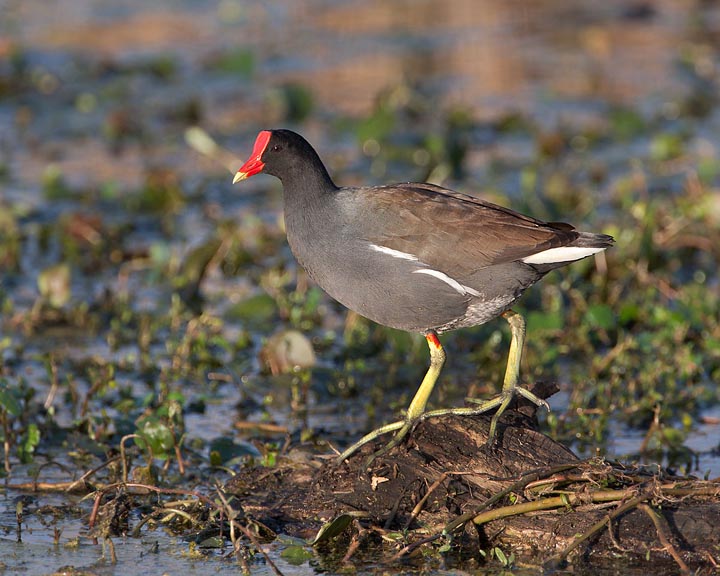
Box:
(335, 419, 408, 465)
(336, 385, 551, 466)
(337, 330, 446, 468)
(465, 384, 550, 445)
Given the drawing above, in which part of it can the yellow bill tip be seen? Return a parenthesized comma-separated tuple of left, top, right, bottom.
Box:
(232, 171, 247, 184)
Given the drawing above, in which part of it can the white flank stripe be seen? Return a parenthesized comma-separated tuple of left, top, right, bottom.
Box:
(522, 246, 606, 265)
(413, 268, 481, 297)
(368, 243, 419, 261)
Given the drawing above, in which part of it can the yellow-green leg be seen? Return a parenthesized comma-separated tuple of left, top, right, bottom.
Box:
(336, 310, 550, 464)
(336, 331, 446, 464)
(464, 310, 550, 443)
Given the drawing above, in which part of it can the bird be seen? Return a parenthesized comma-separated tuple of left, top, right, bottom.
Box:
(233, 129, 613, 462)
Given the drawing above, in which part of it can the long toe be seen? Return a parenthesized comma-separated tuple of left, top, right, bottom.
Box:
(463, 383, 551, 444)
(336, 419, 407, 463)
(514, 386, 551, 411)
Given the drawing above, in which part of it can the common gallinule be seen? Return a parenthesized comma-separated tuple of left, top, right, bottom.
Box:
(234, 129, 613, 461)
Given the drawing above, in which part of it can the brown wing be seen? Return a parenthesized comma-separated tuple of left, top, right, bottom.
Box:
(356, 182, 578, 276)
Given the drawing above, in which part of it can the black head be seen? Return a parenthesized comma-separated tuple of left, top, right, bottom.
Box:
(233, 129, 333, 187)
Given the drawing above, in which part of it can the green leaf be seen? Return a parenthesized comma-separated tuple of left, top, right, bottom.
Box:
(212, 48, 254, 77)
(494, 546, 508, 565)
(226, 293, 278, 330)
(0, 380, 21, 416)
(697, 157, 720, 184)
(585, 304, 616, 330)
(618, 303, 640, 325)
(650, 133, 685, 161)
(356, 106, 395, 143)
(174, 238, 222, 292)
(208, 437, 260, 466)
(608, 106, 646, 140)
(527, 310, 564, 332)
(198, 536, 224, 549)
(19, 423, 40, 463)
(274, 83, 314, 123)
(280, 545, 313, 565)
(135, 416, 175, 457)
(311, 511, 367, 545)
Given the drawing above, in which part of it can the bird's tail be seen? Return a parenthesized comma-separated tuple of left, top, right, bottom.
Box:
(521, 230, 614, 270)
(572, 231, 615, 249)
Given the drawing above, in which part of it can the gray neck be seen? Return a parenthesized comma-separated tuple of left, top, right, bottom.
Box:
(278, 160, 338, 212)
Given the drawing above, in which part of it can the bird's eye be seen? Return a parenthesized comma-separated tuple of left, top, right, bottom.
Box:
(272, 145, 280, 151)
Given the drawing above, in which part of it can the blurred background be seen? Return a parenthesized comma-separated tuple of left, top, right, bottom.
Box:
(4, 0, 717, 190)
(1, 0, 719, 497)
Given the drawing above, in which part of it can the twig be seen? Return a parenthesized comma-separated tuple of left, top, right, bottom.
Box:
(639, 405, 662, 455)
(390, 532, 444, 561)
(638, 503, 690, 575)
(120, 434, 143, 483)
(604, 516, 633, 553)
(88, 491, 103, 531)
(2, 411, 10, 474)
(185, 127, 239, 173)
(704, 550, 719, 568)
(524, 473, 587, 492)
(234, 421, 289, 435)
(393, 463, 587, 561)
(104, 536, 117, 563)
(544, 488, 656, 568)
(214, 487, 249, 572)
(66, 455, 121, 492)
(383, 488, 404, 530)
(8, 454, 120, 494)
(214, 487, 285, 576)
(174, 442, 186, 476)
(7, 480, 98, 493)
(404, 473, 449, 530)
(662, 485, 720, 498)
(444, 462, 583, 534)
(44, 355, 59, 410)
(159, 507, 200, 526)
(471, 489, 637, 525)
(342, 519, 370, 563)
